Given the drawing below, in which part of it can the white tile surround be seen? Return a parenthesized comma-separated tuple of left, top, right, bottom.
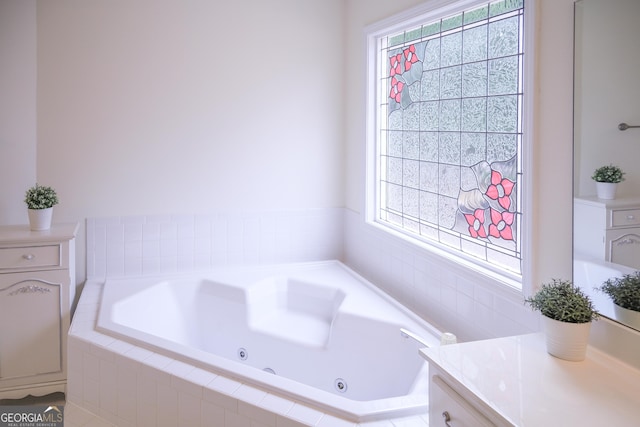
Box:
(69, 208, 539, 426)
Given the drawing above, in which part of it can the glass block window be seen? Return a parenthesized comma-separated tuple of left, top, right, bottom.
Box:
(372, 0, 525, 276)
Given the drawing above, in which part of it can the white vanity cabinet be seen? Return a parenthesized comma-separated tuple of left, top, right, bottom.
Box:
(0, 223, 78, 399)
(429, 373, 501, 426)
(574, 196, 640, 269)
(421, 333, 640, 426)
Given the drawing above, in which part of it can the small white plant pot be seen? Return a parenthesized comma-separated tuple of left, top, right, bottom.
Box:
(542, 316, 591, 362)
(595, 182, 618, 200)
(28, 207, 53, 231)
(613, 304, 640, 330)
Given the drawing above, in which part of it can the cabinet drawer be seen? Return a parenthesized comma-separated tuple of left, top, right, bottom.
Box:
(430, 375, 494, 427)
(0, 245, 61, 271)
(611, 209, 640, 228)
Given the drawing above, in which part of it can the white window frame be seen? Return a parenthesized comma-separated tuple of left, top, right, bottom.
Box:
(365, 0, 535, 291)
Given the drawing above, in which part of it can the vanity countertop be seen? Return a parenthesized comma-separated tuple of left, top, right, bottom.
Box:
(420, 333, 640, 426)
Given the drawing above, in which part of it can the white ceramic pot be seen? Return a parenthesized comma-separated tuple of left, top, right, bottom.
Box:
(595, 182, 618, 199)
(28, 207, 53, 231)
(542, 316, 591, 362)
(613, 303, 640, 330)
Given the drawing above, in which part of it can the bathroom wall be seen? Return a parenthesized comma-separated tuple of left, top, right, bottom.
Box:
(342, 0, 576, 340)
(0, 0, 37, 224)
(34, 0, 345, 281)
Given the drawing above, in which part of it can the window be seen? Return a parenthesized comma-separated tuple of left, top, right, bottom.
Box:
(367, 0, 528, 282)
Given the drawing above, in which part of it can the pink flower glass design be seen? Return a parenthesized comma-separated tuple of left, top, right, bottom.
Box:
(403, 45, 419, 71)
(389, 54, 403, 77)
(485, 170, 514, 210)
(464, 209, 488, 239)
(488, 208, 514, 241)
(389, 77, 404, 103)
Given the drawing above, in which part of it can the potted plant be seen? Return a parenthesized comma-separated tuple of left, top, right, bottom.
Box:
(525, 279, 598, 361)
(597, 272, 640, 329)
(591, 164, 625, 199)
(24, 183, 59, 231)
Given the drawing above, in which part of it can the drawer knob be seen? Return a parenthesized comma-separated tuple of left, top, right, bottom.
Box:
(442, 411, 452, 426)
(22, 254, 35, 260)
(627, 215, 636, 221)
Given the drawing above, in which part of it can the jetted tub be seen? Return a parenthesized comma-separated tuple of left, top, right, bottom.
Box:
(574, 256, 638, 322)
(96, 260, 442, 422)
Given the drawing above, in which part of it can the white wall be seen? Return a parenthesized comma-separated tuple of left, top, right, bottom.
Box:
(34, 0, 344, 282)
(574, 0, 640, 197)
(343, 0, 576, 339)
(36, 0, 345, 218)
(0, 0, 37, 224)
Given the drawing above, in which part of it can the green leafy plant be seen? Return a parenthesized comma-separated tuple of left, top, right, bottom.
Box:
(597, 272, 640, 312)
(591, 164, 625, 183)
(525, 279, 599, 323)
(24, 184, 59, 210)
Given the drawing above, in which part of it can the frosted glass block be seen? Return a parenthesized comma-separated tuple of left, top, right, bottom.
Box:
(387, 211, 403, 227)
(464, 5, 488, 24)
(462, 25, 488, 63)
(403, 187, 420, 218)
(488, 56, 518, 95)
(420, 161, 439, 192)
(403, 159, 420, 188)
(387, 157, 403, 184)
(406, 27, 422, 43)
(388, 130, 403, 156)
(462, 98, 486, 132)
(462, 63, 487, 97)
(438, 164, 461, 198)
(389, 33, 404, 47)
(439, 99, 461, 131)
(421, 70, 440, 101)
(461, 133, 486, 166)
(419, 191, 438, 223)
(442, 13, 463, 31)
(488, 17, 519, 59)
(407, 80, 422, 103)
(487, 247, 521, 273)
(423, 22, 440, 37)
(441, 32, 462, 67)
(424, 39, 441, 70)
(403, 131, 420, 160)
(388, 109, 403, 130)
(439, 132, 461, 164)
(440, 66, 461, 99)
(387, 183, 403, 212)
(438, 195, 458, 228)
(418, 226, 437, 243)
(403, 102, 421, 130)
(420, 132, 438, 161)
(403, 217, 420, 233)
(461, 237, 487, 260)
(487, 133, 516, 163)
(460, 166, 480, 190)
(439, 228, 462, 250)
(489, 0, 523, 18)
(487, 95, 517, 132)
(420, 101, 439, 131)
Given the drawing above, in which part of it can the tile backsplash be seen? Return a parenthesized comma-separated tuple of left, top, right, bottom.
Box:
(86, 208, 344, 279)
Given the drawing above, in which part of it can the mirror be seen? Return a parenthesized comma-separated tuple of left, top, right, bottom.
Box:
(573, 0, 640, 331)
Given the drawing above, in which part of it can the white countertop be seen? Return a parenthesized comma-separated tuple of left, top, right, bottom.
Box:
(0, 223, 79, 244)
(421, 333, 640, 426)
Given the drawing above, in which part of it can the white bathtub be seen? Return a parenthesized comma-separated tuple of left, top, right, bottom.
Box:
(94, 260, 441, 422)
(573, 256, 638, 322)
